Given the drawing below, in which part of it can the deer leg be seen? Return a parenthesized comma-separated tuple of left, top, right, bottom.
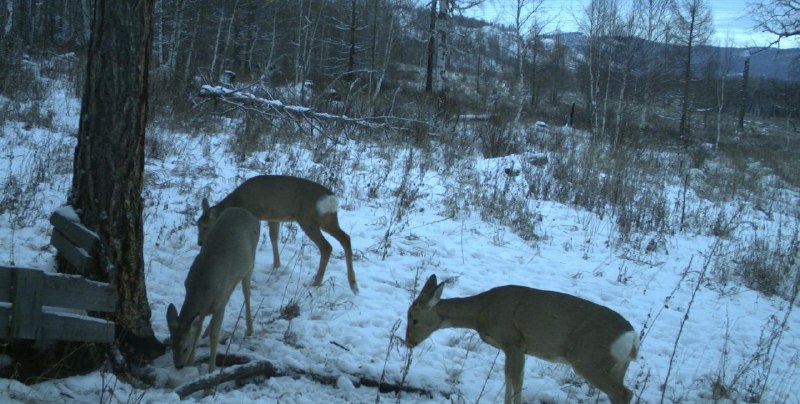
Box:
(503, 347, 525, 404)
(299, 221, 332, 287)
(320, 213, 358, 294)
(241, 275, 253, 336)
(188, 317, 203, 367)
(268, 221, 281, 268)
(206, 311, 225, 373)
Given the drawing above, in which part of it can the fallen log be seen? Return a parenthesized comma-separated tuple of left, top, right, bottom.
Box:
(198, 85, 420, 130)
(175, 360, 275, 399)
(174, 355, 437, 400)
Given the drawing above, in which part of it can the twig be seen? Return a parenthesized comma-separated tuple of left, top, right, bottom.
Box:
(660, 240, 719, 404)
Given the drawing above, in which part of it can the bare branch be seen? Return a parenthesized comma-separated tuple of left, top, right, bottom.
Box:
(197, 85, 421, 130)
(749, 0, 800, 47)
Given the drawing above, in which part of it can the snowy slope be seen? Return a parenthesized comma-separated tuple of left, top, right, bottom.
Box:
(1, 80, 798, 404)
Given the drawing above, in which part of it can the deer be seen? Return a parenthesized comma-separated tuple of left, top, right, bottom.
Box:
(197, 175, 357, 294)
(167, 207, 260, 373)
(404, 274, 639, 404)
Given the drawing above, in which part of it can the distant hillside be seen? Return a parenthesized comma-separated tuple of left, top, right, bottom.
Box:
(741, 47, 800, 80)
(544, 32, 799, 81)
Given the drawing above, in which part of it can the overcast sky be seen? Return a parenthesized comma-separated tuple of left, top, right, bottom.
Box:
(466, 0, 780, 48)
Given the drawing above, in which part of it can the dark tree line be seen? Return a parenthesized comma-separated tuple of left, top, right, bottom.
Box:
(3, 0, 794, 139)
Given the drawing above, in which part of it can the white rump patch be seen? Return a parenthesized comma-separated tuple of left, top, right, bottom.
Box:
(609, 330, 639, 363)
(316, 195, 339, 215)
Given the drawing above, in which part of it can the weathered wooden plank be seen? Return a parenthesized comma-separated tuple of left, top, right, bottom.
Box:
(50, 230, 93, 275)
(0, 267, 12, 302)
(0, 267, 116, 343)
(11, 268, 44, 339)
(49, 211, 99, 251)
(41, 272, 116, 313)
(0, 306, 115, 343)
(1, 269, 16, 338)
(40, 309, 115, 343)
(0, 304, 11, 338)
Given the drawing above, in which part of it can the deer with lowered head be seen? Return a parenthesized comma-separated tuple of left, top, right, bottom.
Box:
(404, 274, 639, 404)
(167, 207, 260, 372)
(198, 175, 357, 294)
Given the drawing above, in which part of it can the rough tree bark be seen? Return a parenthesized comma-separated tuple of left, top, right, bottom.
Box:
(64, 0, 164, 367)
(425, 0, 436, 93)
(737, 56, 750, 132)
(434, 0, 449, 95)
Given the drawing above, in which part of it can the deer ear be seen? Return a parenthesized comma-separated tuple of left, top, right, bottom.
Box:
(421, 274, 438, 294)
(201, 197, 210, 213)
(428, 282, 445, 307)
(166, 304, 179, 331)
(418, 275, 443, 307)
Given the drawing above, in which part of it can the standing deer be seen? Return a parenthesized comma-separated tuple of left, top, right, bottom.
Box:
(197, 175, 357, 294)
(405, 275, 639, 404)
(167, 207, 260, 372)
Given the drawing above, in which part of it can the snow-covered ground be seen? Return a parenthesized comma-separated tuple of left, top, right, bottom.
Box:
(1, 77, 799, 404)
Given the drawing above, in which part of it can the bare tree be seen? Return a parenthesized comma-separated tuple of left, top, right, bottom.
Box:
(370, 4, 395, 104)
(749, 0, 800, 47)
(715, 34, 735, 150)
(672, 0, 714, 140)
(3, 0, 13, 39)
(578, 0, 621, 136)
(0, 0, 93, 49)
(539, 30, 570, 107)
(435, 0, 449, 95)
(737, 55, 750, 131)
(66, 0, 164, 367)
(510, 0, 546, 126)
(425, 0, 483, 95)
(425, 0, 437, 93)
(611, 7, 636, 149)
(294, 0, 320, 104)
(632, 0, 672, 133)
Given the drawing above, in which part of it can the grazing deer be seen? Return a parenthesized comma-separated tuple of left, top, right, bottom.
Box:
(198, 175, 357, 294)
(404, 275, 639, 404)
(167, 207, 260, 372)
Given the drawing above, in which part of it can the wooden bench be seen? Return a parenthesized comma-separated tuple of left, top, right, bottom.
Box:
(0, 209, 116, 343)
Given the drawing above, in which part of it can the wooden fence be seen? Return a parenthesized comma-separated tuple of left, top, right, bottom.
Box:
(0, 266, 115, 343)
(0, 209, 116, 343)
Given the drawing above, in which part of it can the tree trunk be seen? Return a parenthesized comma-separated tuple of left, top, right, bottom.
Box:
(435, 0, 448, 95)
(183, 9, 200, 83)
(4, 0, 13, 37)
(346, 0, 356, 78)
(614, 64, 629, 149)
(738, 56, 750, 132)
(425, 0, 436, 93)
(80, 0, 91, 44)
(600, 60, 612, 140)
(371, 14, 394, 104)
(210, 6, 225, 80)
(166, 0, 185, 76)
(679, 7, 697, 140)
(219, 0, 239, 78)
(65, 0, 164, 366)
(715, 72, 725, 150)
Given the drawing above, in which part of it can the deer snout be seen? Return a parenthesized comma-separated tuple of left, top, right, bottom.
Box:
(400, 336, 418, 348)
